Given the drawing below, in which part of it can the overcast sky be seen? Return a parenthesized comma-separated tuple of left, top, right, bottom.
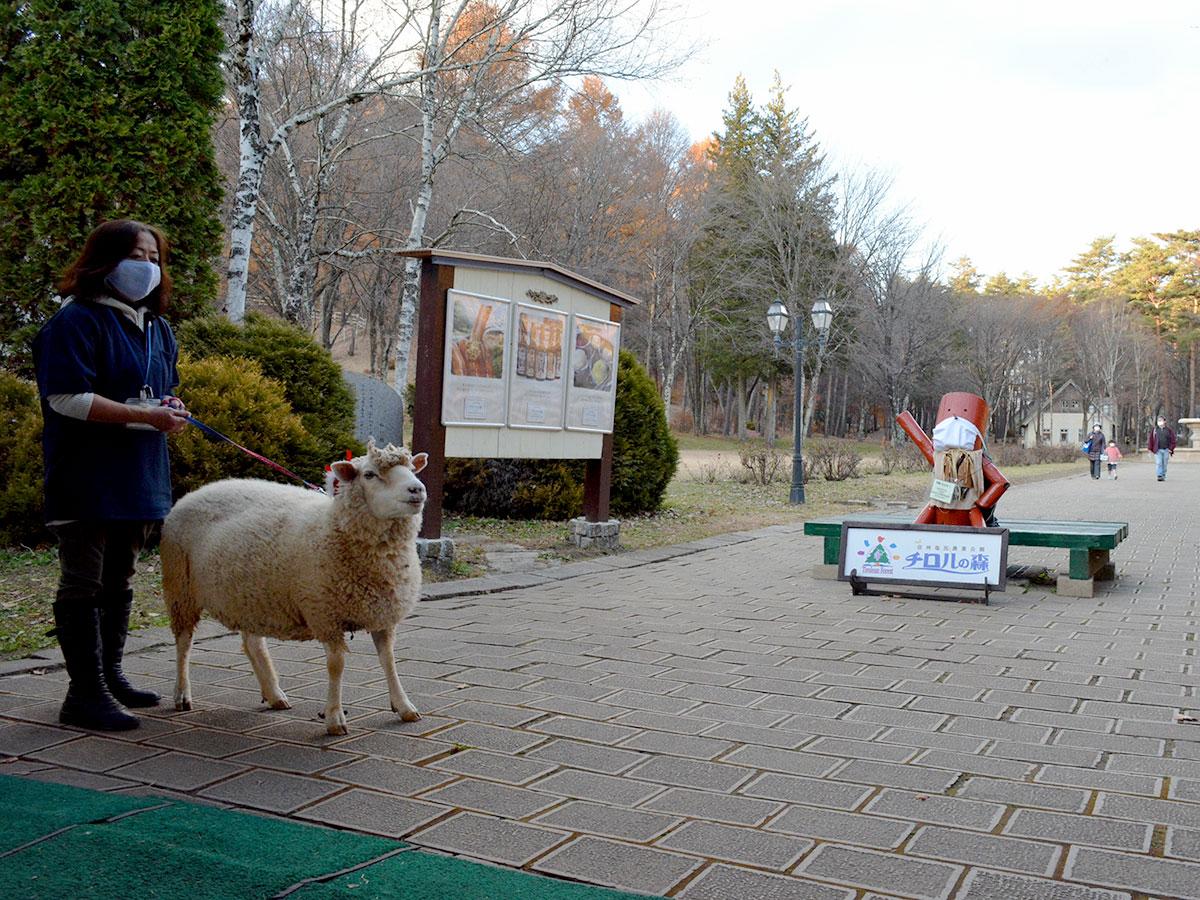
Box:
(615, 0, 1200, 286)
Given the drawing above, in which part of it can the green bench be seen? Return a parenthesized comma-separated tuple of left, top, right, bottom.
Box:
(803, 514, 1129, 598)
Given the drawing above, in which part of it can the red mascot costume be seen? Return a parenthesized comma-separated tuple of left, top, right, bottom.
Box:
(897, 392, 1009, 528)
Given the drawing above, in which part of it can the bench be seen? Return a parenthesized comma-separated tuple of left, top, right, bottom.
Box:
(803, 514, 1129, 598)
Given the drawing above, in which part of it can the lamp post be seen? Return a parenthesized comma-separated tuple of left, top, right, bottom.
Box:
(768, 297, 834, 504)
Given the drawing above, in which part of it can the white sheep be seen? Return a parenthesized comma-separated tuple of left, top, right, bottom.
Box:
(161, 441, 429, 735)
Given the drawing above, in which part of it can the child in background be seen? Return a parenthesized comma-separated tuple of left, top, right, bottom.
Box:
(1106, 442, 1123, 479)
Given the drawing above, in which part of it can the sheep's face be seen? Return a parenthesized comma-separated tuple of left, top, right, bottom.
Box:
(331, 443, 428, 520)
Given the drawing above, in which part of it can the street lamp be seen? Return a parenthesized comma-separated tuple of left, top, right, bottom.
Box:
(767, 296, 835, 504)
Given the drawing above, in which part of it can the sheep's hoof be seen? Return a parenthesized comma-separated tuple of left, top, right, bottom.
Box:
(265, 697, 292, 710)
(326, 723, 349, 736)
(399, 709, 422, 723)
(174, 698, 192, 712)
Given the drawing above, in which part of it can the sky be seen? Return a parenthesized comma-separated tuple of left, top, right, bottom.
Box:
(615, 0, 1200, 287)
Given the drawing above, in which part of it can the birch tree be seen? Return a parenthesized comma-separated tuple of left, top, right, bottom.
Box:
(389, 0, 682, 402)
(223, 1, 682, 430)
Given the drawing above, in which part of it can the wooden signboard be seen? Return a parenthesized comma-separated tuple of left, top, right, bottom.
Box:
(405, 250, 639, 539)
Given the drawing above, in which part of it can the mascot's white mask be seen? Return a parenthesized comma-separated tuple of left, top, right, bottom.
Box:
(932, 415, 982, 452)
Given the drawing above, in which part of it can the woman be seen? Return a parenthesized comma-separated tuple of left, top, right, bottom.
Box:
(1086, 423, 1106, 481)
(33, 220, 191, 731)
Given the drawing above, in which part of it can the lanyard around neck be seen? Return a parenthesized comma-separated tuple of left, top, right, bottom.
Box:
(108, 309, 154, 392)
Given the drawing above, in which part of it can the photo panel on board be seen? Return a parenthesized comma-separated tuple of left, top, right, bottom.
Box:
(565, 313, 621, 433)
(508, 303, 569, 429)
(442, 289, 511, 426)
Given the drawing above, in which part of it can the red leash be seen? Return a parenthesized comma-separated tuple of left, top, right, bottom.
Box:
(186, 416, 326, 493)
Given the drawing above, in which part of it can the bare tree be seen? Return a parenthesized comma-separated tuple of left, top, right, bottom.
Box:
(1068, 295, 1133, 437)
(223, 0, 681, 331)
(951, 293, 1038, 439)
(389, 0, 685, 411)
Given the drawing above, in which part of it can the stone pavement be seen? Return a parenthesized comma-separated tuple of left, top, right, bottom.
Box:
(1, 459, 1198, 899)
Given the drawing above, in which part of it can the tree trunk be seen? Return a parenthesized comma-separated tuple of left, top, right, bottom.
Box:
(222, 1, 266, 323)
(765, 376, 777, 446)
(737, 374, 748, 440)
(1190, 341, 1196, 417)
(837, 368, 849, 437)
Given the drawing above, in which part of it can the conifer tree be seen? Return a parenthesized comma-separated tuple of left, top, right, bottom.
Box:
(0, 1, 225, 367)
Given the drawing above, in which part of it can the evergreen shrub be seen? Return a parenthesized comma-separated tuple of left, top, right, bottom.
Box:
(610, 349, 679, 514)
(443, 351, 678, 520)
(0, 0, 226, 370)
(0, 373, 46, 546)
(176, 313, 362, 463)
(170, 356, 322, 498)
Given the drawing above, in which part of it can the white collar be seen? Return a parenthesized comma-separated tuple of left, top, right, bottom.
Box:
(69, 294, 150, 331)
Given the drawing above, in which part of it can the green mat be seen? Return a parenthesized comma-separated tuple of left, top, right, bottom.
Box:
(0, 775, 160, 854)
(0, 775, 650, 900)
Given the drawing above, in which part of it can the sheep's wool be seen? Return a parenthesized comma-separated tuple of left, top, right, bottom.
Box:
(162, 455, 422, 645)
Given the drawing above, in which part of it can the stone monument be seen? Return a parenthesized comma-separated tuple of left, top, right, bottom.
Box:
(1177, 418, 1200, 463)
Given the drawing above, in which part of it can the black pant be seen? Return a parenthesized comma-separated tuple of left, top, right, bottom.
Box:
(50, 521, 154, 606)
(1090, 458, 1102, 479)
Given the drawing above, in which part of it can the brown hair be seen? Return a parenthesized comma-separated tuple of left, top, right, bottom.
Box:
(57, 219, 173, 314)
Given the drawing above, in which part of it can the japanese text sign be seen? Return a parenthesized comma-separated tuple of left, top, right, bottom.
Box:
(838, 521, 1008, 591)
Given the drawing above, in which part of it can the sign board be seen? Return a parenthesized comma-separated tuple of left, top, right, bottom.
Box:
(407, 249, 638, 539)
(442, 289, 510, 426)
(838, 521, 1008, 598)
(565, 313, 621, 433)
(508, 303, 568, 430)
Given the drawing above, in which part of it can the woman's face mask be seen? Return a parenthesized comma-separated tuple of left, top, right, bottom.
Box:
(105, 258, 161, 304)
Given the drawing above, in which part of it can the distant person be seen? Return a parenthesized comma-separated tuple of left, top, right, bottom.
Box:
(1149, 415, 1177, 482)
(1085, 423, 1106, 480)
(1105, 441, 1123, 479)
(33, 219, 190, 731)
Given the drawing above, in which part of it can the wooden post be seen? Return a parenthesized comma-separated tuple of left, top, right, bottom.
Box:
(583, 304, 622, 523)
(412, 260, 454, 539)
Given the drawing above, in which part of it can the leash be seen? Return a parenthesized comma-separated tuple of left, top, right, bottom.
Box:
(186, 416, 326, 493)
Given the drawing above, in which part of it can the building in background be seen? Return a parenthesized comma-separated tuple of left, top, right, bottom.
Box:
(1018, 381, 1115, 448)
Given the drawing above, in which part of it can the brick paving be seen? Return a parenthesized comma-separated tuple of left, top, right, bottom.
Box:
(2, 460, 1199, 898)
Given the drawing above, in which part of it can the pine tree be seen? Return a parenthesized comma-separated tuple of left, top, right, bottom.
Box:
(948, 256, 980, 294)
(0, 1, 225, 368)
(707, 75, 762, 188)
(1063, 236, 1120, 302)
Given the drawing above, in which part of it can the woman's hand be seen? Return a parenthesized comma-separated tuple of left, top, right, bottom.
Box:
(87, 394, 190, 433)
(143, 404, 190, 434)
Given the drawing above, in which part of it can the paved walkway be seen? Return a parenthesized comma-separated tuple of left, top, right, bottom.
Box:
(2, 460, 1198, 899)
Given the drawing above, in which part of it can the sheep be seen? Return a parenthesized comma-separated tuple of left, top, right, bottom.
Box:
(161, 441, 429, 735)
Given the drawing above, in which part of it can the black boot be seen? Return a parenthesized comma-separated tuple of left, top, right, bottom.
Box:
(100, 590, 160, 708)
(53, 602, 139, 731)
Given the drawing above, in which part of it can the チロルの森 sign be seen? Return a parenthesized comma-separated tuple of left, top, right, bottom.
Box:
(838, 521, 1008, 595)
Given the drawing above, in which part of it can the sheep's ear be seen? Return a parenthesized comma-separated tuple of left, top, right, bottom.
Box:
(411, 452, 428, 473)
(331, 461, 358, 481)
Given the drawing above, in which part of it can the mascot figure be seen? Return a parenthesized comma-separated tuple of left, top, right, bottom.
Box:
(896, 392, 1009, 528)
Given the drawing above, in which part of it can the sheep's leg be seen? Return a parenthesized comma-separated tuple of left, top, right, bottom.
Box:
(174, 625, 195, 711)
(322, 638, 349, 735)
(242, 633, 291, 710)
(371, 627, 421, 722)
